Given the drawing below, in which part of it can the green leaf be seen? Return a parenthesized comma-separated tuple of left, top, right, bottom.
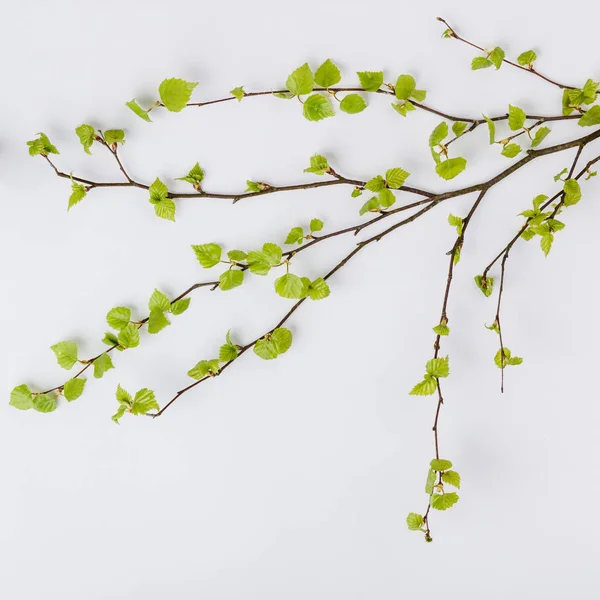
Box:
(274, 273, 308, 299)
(357, 71, 383, 92)
(431, 492, 459, 511)
(153, 198, 176, 221)
(448, 213, 463, 235)
(32, 393, 57, 413)
(385, 168, 410, 189)
(170, 298, 191, 315)
(149, 177, 168, 202)
(192, 243, 222, 268)
(425, 468, 436, 494)
(359, 197, 380, 216)
(285, 226, 305, 245)
(474, 275, 494, 297)
(391, 100, 416, 116)
(582, 78, 599, 103)
(482, 114, 496, 144)
(51, 341, 78, 370)
(433, 323, 450, 336)
(310, 218, 324, 233)
(103, 330, 122, 347)
(494, 347, 523, 368)
(94, 353, 114, 378)
(286, 63, 314, 96)
(378, 188, 396, 208)
(158, 78, 198, 112)
(351, 188, 362, 198)
(508, 105, 526, 131)
(118, 323, 140, 348)
(68, 181, 87, 210)
(426, 356, 449, 378)
(578, 105, 600, 127)
(148, 308, 171, 334)
(10, 384, 34, 410)
(365, 175, 386, 192)
(303, 94, 335, 121)
(435, 157, 467, 180)
(64, 378, 86, 401)
(406, 513, 425, 531)
(27, 132, 59, 156)
(517, 50, 537, 66)
(540, 232, 554, 256)
(104, 130, 125, 146)
(219, 269, 244, 291)
(253, 338, 278, 360)
(230, 86, 245, 101)
(304, 154, 330, 175)
(430, 458, 453, 471)
(563, 179, 582, 206)
(531, 126, 551, 147)
(307, 278, 330, 300)
(148, 289, 170, 312)
(125, 99, 152, 122)
(227, 250, 247, 262)
(107, 307, 131, 331)
(452, 121, 468, 137)
(116, 385, 133, 407)
(219, 332, 239, 362)
(485, 320, 501, 334)
(395, 74, 416, 100)
(441, 469, 460, 488)
(176, 162, 204, 187)
(554, 168, 568, 182)
(340, 94, 367, 114)
(411, 89, 427, 102)
(409, 376, 437, 396)
(271, 328, 293, 354)
(188, 359, 221, 379)
(112, 405, 127, 424)
(273, 92, 294, 100)
(314, 59, 341, 88)
(472, 56, 492, 70)
(262, 243, 282, 265)
(131, 388, 159, 415)
(75, 124, 95, 154)
(489, 46, 505, 69)
(429, 122, 448, 147)
(501, 143, 521, 158)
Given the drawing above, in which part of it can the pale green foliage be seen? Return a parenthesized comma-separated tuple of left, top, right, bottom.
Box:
(159, 78, 198, 112)
(192, 243, 222, 268)
(149, 289, 170, 312)
(406, 513, 425, 531)
(285, 226, 304, 245)
(310, 218, 324, 233)
(442, 470, 461, 489)
(104, 130, 125, 146)
(149, 177, 175, 221)
(517, 50, 537, 66)
(474, 275, 494, 297)
(176, 163, 204, 188)
(188, 359, 220, 379)
(448, 213, 463, 235)
(94, 353, 114, 378)
(27, 132, 59, 156)
(563, 179, 582, 206)
(107, 306, 131, 330)
(385, 168, 409, 188)
(32, 394, 58, 413)
(304, 154, 330, 175)
(436, 157, 467, 180)
(68, 180, 87, 210)
(51, 341, 78, 370)
(579, 105, 600, 127)
(170, 298, 191, 315)
(227, 250, 247, 262)
(219, 331, 239, 362)
(303, 94, 335, 121)
(75, 124, 96, 154)
(410, 356, 449, 395)
(10, 384, 34, 410)
(340, 94, 367, 114)
(433, 323, 450, 336)
(430, 458, 452, 471)
(314, 59, 341, 88)
(425, 468, 436, 494)
(307, 278, 330, 300)
(286, 63, 314, 96)
(483, 114, 495, 144)
(395, 74, 426, 101)
(429, 122, 448, 147)
(113, 385, 159, 423)
(148, 308, 171, 333)
(64, 378, 86, 401)
(391, 100, 416, 117)
(254, 328, 293, 360)
(245, 180, 269, 192)
(494, 347, 523, 368)
(247, 243, 282, 275)
(357, 71, 383, 92)
(508, 105, 526, 131)
(126, 99, 152, 122)
(472, 57, 492, 70)
(365, 175, 385, 192)
(501, 143, 521, 158)
(274, 273, 308, 299)
(489, 47, 505, 69)
(219, 269, 244, 291)
(452, 121, 468, 137)
(118, 323, 140, 348)
(230, 86, 245, 101)
(531, 126, 550, 147)
(431, 492, 459, 511)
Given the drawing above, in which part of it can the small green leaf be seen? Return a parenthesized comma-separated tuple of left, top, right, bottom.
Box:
(563, 179, 582, 206)
(482, 114, 496, 144)
(148, 308, 171, 334)
(365, 175, 386, 193)
(262, 243, 282, 265)
(285, 226, 305, 245)
(378, 188, 396, 208)
(430, 458, 453, 472)
(126, 100, 152, 122)
(227, 250, 247, 262)
(32, 393, 57, 413)
(75, 124, 96, 154)
(531, 126, 551, 147)
(68, 181, 87, 210)
(102, 332, 120, 347)
(286, 63, 314, 96)
(433, 323, 450, 336)
(230, 86, 245, 101)
(192, 243, 222, 268)
(176, 162, 204, 187)
(452, 121, 468, 137)
(187, 359, 220, 380)
(112, 405, 127, 424)
(357, 71, 383, 92)
(517, 50, 537, 66)
(170, 298, 191, 315)
(501, 143, 521, 158)
(474, 275, 494, 297)
(395, 74, 416, 100)
(435, 157, 467, 180)
(494, 347, 523, 368)
(153, 198, 176, 221)
(340, 94, 367, 114)
(10, 384, 34, 410)
(508, 104, 526, 131)
(578, 105, 600, 126)
(425, 468, 436, 494)
(409, 377, 437, 396)
(448, 213, 463, 235)
(489, 46, 505, 69)
(94, 353, 114, 378)
(27, 132, 59, 156)
(310, 218, 324, 233)
(391, 100, 416, 116)
(158, 78, 198, 112)
(148, 289, 170, 312)
(429, 122, 448, 147)
(303, 94, 335, 121)
(107, 307, 131, 331)
(253, 338, 278, 360)
(314, 59, 341, 88)
(274, 273, 308, 299)
(485, 321, 501, 334)
(385, 168, 410, 189)
(118, 323, 140, 349)
(431, 492, 459, 511)
(472, 56, 492, 70)
(63, 378, 86, 402)
(359, 197, 380, 216)
(51, 341, 78, 370)
(351, 188, 362, 198)
(441, 470, 461, 489)
(304, 154, 330, 175)
(131, 388, 159, 414)
(406, 513, 425, 531)
(104, 130, 125, 146)
(411, 89, 427, 102)
(426, 356, 450, 378)
(307, 278, 330, 300)
(117, 385, 134, 408)
(219, 269, 244, 291)
(554, 168, 568, 182)
(271, 328, 292, 354)
(540, 232, 554, 256)
(219, 331, 239, 362)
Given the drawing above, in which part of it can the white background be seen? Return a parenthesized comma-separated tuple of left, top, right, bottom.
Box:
(1, 0, 599, 597)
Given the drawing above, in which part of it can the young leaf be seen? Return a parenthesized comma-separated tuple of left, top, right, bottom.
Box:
(63, 377, 86, 402)
(540, 232, 554, 256)
(395, 74, 416, 100)
(112, 405, 127, 424)
(409, 377, 437, 396)
(425, 468, 436, 494)
(385, 168, 410, 188)
(27, 132, 59, 156)
(176, 163, 205, 187)
(68, 181, 87, 210)
(286, 63, 314, 96)
(365, 175, 386, 192)
(472, 57, 492, 70)
(426, 356, 450, 378)
(230, 86, 245, 101)
(448, 213, 463, 235)
(304, 154, 330, 175)
(433, 323, 450, 336)
(192, 243, 222, 268)
(310, 218, 324, 233)
(75, 124, 96, 154)
(431, 492, 459, 511)
(149, 178, 169, 202)
(563, 179, 582, 206)
(219, 331, 239, 362)
(148, 309, 171, 334)
(10, 384, 34, 410)
(406, 513, 425, 531)
(531, 126, 550, 147)
(430, 458, 453, 471)
(274, 273, 308, 299)
(94, 353, 114, 378)
(452, 121, 468, 137)
(227, 250, 247, 263)
(107, 307, 131, 331)
(489, 46, 505, 69)
(517, 50, 537, 66)
(303, 94, 335, 121)
(118, 323, 140, 349)
(51, 341, 78, 370)
(170, 298, 191, 315)
(429, 122, 448, 147)
(158, 78, 198, 112)
(131, 388, 159, 415)
(578, 105, 600, 126)
(271, 328, 292, 354)
(474, 275, 494, 297)
(307, 278, 330, 300)
(32, 393, 57, 413)
(501, 143, 521, 158)
(153, 198, 176, 222)
(508, 104, 526, 131)
(103, 130, 125, 146)
(359, 197, 380, 216)
(285, 227, 305, 245)
(125, 100, 152, 122)
(494, 347, 523, 368)
(219, 269, 244, 291)
(314, 59, 341, 88)
(378, 188, 396, 208)
(436, 157, 467, 180)
(357, 71, 383, 92)
(482, 114, 496, 144)
(187, 359, 221, 379)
